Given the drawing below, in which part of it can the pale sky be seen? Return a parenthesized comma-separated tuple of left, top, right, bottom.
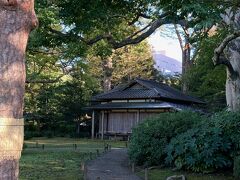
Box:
(148, 28, 182, 62)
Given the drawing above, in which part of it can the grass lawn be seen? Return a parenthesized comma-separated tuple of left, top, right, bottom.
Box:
(137, 167, 234, 180)
(20, 137, 126, 180)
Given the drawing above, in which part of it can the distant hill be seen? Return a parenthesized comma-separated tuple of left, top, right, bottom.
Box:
(152, 51, 182, 75)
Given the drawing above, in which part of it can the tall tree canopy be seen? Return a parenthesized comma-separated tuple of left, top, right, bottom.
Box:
(42, 0, 224, 49)
(28, 0, 226, 90)
(87, 40, 154, 90)
(26, 0, 240, 113)
(186, 31, 227, 111)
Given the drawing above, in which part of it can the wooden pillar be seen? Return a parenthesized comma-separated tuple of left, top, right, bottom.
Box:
(101, 111, 105, 140)
(106, 112, 109, 133)
(91, 111, 95, 139)
(137, 110, 140, 124)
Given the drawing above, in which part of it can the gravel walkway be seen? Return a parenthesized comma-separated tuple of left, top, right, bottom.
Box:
(84, 149, 141, 180)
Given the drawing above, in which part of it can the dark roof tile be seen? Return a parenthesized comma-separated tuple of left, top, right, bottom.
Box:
(93, 78, 204, 104)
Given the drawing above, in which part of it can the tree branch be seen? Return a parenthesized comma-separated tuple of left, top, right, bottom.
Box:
(127, 22, 152, 40)
(49, 12, 173, 49)
(111, 17, 174, 49)
(213, 30, 240, 65)
(213, 30, 240, 72)
(215, 54, 238, 79)
(128, 13, 152, 25)
(174, 24, 184, 52)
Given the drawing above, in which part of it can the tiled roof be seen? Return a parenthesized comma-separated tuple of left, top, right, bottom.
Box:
(95, 89, 159, 99)
(136, 79, 203, 103)
(93, 78, 204, 104)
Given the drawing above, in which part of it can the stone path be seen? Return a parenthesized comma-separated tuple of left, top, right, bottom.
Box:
(84, 149, 141, 180)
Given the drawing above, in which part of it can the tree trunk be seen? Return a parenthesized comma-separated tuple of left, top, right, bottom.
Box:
(0, 1, 37, 179)
(174, 24, 192, 94)
(226, 72, 240, 111)
(102, 56, 113, 92)
(225, 38, 240, 112)
(213, 8, 240, 112)
(181, 45, 191, 94)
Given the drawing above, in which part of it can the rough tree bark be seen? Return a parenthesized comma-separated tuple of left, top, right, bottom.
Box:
(213, 8, 240, 112)
(102, 56, 113, 92)
(214, 35, 240, 112)
(0, 0, 37, 179)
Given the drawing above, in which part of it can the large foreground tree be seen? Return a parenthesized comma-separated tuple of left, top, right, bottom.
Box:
(0, 0, 37, 179)
(213, 7, 240, 112)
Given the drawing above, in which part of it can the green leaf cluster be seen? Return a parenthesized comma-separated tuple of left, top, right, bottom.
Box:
(166, 126, 232, 172)
(129, 111, 240, 173)
(186, 30, 228, 111)
(128, 111, 201, 165)
(234, 156, 240, 179)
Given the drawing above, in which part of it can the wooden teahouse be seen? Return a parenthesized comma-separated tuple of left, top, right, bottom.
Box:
(89, 78, 204, 139)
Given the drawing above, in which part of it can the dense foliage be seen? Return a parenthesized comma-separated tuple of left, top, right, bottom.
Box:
(234, 156, 240, 179)
(87, 40, 154, 88)
(129, 111, 240, 173)
(166, 126, 232, 172)
(211, 111, 240, 154)
(186, 31, 227, 111)
(128, 111, 202, 165)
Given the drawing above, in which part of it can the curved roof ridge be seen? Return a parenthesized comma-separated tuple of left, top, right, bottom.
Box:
(137, 78, 204, 104)
(92, 78, 205, 104)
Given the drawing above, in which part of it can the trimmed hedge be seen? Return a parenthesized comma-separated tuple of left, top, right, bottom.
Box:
(128, 111, 204, 165)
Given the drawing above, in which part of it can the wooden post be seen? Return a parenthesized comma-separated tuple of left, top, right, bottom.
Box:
(137, 110, 140, 124)
(91, 111, 95, 139)
(131, 163, 135, 173)
(101, 111, 104, 140)
(89, 152, 93, 160)
(145, 168, 148, 180)
(81, 162, 85, 171)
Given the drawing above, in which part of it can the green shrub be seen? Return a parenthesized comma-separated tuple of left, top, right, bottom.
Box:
(211, 111, 240, 155)
(165, 125, 232, 172)
(234, 156, 240, 179)
(128, 111, 204, 166)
